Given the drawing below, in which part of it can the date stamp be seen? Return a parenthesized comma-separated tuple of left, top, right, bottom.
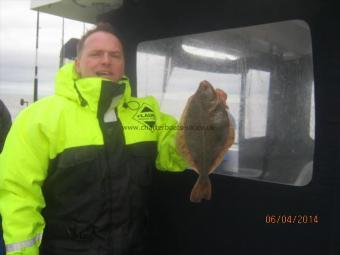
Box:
(265, 214, 319, 224)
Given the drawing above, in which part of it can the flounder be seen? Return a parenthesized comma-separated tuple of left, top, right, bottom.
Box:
(177, 80, 235, 203)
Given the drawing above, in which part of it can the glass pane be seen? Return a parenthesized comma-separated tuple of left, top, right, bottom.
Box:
(137, 20, 314, 186)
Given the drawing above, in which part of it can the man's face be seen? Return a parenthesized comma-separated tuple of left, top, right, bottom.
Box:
(75, 31, 125, 82)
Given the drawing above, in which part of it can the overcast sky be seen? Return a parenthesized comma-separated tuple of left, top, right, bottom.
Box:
(0, 0, 94, 116)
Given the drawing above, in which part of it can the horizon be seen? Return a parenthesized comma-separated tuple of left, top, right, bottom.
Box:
(0, 0, 94, 118)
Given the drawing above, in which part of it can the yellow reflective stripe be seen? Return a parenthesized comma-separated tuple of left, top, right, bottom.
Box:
(5, 233, 42, 252)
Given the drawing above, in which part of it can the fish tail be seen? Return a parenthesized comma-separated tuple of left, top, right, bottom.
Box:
(190, 175, 212, 203)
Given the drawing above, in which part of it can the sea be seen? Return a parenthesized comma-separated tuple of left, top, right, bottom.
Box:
(0, 81, 54, 119)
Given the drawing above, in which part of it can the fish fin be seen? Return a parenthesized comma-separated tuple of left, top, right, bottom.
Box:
(225, 118, 235, 148)
(190, 176, 212, 203)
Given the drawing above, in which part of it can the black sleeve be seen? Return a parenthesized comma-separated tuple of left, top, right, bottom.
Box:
(0, 100, 12, 153)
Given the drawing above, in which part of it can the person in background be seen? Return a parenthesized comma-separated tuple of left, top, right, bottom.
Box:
(0, 99, 11, 255)
(0, 23, 187, 255)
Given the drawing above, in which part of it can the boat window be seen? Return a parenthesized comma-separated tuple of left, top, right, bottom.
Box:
(137, 20, 315, 186)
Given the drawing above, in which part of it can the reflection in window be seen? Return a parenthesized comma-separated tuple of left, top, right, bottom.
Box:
(309, 84, 315, 140)
(137, 52, 166, 101)
(137, 20, 315, 186)
(244, 70, 270, 139)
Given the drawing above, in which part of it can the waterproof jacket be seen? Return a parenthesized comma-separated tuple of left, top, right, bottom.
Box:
(0, 62, 187, 255)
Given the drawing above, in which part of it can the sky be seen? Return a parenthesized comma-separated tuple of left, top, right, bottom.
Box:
(0, 0, 94, 117)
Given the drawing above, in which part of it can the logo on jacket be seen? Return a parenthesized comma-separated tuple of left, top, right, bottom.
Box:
(133, 103, 156, 128)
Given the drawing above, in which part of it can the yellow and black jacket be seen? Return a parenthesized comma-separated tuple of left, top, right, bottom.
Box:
(0, 62, 187, 255)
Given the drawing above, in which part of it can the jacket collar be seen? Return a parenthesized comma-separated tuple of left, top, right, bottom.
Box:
(55, 62, 131, 113)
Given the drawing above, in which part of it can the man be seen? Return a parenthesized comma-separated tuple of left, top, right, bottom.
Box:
(0, 23, 187, 255)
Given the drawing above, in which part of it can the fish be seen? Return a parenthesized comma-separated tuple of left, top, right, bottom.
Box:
(177, 80, 235, 203)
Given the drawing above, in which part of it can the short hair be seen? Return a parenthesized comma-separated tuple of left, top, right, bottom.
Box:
(76, 22, 121, 57)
